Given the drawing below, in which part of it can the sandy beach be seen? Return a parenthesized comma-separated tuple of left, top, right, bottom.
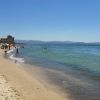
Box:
(0, 49, 69, 100)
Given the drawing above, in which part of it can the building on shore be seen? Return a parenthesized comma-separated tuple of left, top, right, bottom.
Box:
(0, 35, 15, 45)
(6, 35, 15, 44)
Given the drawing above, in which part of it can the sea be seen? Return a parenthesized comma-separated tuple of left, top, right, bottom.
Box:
(6, 41, 100, 100)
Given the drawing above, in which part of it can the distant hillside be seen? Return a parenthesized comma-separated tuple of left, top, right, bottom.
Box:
(15, 40, 100, 45)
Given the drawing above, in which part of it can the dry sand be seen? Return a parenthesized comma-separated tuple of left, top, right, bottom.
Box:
(0, 49, 70, 100)
(0, 74, 23, 100)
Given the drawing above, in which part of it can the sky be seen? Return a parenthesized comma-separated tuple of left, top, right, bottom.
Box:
(0, 0, 100, 42)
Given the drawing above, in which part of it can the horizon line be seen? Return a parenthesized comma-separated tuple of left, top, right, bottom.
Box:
(15, 39, 100, 43)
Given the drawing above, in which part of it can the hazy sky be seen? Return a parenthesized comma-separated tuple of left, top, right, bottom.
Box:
(0, 0, 100, 42)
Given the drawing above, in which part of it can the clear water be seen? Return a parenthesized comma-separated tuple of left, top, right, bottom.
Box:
(20, 44, 100, 73)
(14, 43, 100, 100)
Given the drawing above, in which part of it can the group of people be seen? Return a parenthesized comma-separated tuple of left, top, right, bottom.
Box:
(0, 43, 19, 54)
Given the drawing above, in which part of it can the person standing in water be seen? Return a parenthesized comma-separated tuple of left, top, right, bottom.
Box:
(16, 47, 19, 54)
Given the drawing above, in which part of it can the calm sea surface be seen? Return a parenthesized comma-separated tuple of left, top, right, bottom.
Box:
(9, 42, 100, 100)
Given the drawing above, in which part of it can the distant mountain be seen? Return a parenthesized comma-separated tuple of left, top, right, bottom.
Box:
(15, 40, 100, 45)
(15, 40, 84, 44)
(90, 42, 100, 44)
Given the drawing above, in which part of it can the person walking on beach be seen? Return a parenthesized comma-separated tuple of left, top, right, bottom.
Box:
(4, 44, 8, 54)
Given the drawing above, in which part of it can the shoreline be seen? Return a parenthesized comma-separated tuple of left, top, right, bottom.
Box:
(20, 63, 69, 96)
(0, 49, 70, 100)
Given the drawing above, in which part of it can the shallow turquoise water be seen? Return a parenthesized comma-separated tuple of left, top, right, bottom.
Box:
(20, 44, 100, 73)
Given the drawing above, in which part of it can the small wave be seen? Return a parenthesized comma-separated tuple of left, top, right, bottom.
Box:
(7, 48, 15, 54)
(9, 54, 24, 63)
